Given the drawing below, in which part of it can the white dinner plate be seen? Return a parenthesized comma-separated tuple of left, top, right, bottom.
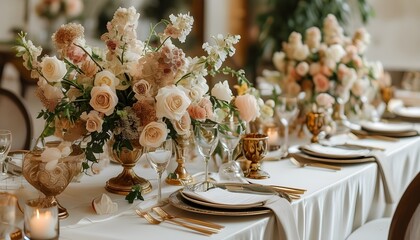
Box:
(300, 144, 371, 159)
(360, 121, 414, 133)
(393, 106, 420, 119)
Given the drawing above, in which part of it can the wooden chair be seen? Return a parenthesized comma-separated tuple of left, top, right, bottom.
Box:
(346, 172, 420, 240)
(0, 88, 33, 150)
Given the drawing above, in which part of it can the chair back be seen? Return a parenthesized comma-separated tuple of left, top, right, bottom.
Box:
(388, 172, 420, 240)
(0, 88, 33, 150)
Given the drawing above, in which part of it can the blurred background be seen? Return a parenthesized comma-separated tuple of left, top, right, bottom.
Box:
(1, 0, 420, 139)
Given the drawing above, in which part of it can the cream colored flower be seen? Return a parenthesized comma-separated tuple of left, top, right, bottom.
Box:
(211, 80, 232, 102)
(139, 121, 168, 148)
(171, 112, 191, 136)
(316, 93, 335, 109)
(94, 70, 119, 89)
(81, 110, 104, 133)
(155, 85, 191, 121)
(89, 84, 118, 116)
(272, 51, 286, 72)
(133, 79, 151, 100)
(41, 56, 67, 82)
(235, 94, 260, 122)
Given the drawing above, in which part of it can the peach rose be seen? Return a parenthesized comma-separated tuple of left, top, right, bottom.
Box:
(313, 73, 330, 92)
(235, 94, 260, 122)
(139, 121, 168, 148)
(188, 97, 213, 121)
(171, 112, 191, 136)
(89, 84, 118, 116)
(81, 110, 104, 133)
(133, 79, 151, 100)
(155, 85, 191, 121)
(41, 56, 67, 82)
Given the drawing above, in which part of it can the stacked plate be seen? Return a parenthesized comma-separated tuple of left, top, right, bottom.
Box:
(392, 106, 420, 122)
(359, 121, 418, 138)
(293, 143, 376, 164)
(168, 184, 277, 216)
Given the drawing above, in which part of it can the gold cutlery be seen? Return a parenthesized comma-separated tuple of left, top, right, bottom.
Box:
(290, 157, 341, 171)
(152, 207, 224, 230)
(135, 209, 215, 236)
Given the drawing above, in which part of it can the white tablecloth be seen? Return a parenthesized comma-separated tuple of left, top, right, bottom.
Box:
(4, 135, 420, 240)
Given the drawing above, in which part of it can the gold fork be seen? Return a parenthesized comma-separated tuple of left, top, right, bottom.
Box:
(135, 209, 215, 236)
(152, 207, 224, 231)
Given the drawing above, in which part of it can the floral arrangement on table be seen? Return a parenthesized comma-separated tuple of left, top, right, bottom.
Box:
(35, 0, 84, 20)
(258, 14, 390, 122)
(15, 6, 271, 171)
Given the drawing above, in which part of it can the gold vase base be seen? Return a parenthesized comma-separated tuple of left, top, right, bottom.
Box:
(105, 175, 152, 195)
(58, 203, 69, 219)
(165, 175, 193, 186)
(246, 169, 270, 179)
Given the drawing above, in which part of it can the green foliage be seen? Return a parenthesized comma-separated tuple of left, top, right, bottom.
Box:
(125, 185, 144, 204)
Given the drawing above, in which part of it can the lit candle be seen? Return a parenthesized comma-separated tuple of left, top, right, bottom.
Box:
(266, 127, 279, 147)
(28, 209, 57, 239)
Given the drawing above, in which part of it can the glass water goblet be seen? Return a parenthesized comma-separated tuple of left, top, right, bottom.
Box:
(275, 97, 298, 158)
(0, 130, 12, 176)
(218, 119, 245, 181)
(194, 123, 218, 191)
(144, 139, 173, 204)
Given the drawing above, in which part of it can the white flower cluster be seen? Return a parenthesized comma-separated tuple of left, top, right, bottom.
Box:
(202, 34, 240, 71)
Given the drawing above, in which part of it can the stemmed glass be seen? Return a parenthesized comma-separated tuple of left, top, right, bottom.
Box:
(0, 130, 12, 176)
(275, 96, 298, 158)
(218, 119, 245, 181)
(194, 123, 218, 191)
(144, 139, 172, 204)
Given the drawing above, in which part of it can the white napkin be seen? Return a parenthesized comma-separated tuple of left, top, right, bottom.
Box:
(92, 194, 118, 215)
(370, 151, 397, 203)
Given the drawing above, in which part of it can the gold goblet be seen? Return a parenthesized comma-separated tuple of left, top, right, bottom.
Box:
(242, 133, 269, 179)
(306, 111, 325, 143)
(381, 86, 394, 119)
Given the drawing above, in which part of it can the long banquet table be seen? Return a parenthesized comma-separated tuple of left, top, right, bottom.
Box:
(5, 134, 420, 240)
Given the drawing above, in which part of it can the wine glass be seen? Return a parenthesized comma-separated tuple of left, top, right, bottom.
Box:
(218, 119, 245, 181)
(275, 96, 298, 158)
(194, 122, 218, 191)
(0, 130, 12, 176)
(0, 192, 17, 239)
(144, 139, 172, 204)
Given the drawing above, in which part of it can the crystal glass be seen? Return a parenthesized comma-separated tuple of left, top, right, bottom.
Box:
(0, 192, 17, 240)
(0, 130, 12, 176)
(275, 96, 298, 158)
(144, 139, 172, 204)
(218, 119, 245, 181)
(194, 122, 218, 190)
(24, 199, 59, 240)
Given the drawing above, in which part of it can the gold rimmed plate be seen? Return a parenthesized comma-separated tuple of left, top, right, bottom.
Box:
(290, 152, 376, 164)
(168, 190, 271, 216)
(300, 144, 371, 159)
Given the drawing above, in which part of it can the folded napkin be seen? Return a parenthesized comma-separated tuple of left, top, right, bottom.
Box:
(92, 194, 118, 215)
(370, 151, 397, 203)
(183, 188, 300, 240)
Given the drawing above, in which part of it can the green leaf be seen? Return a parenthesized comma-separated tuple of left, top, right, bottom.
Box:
(125, 185, 143, 204)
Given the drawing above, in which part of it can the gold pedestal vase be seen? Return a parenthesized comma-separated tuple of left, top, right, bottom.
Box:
(105, 140, 152, 195)
(166, 134, 193, 186)
(23, 141, 84, 219)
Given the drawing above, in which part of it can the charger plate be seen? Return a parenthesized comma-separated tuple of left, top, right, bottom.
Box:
(168, 190, 271, 216)
(360, 121, 418, 137)
(300, 144, 370, 159)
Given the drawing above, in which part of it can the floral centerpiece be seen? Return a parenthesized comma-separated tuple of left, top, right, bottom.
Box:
(15, 6, 271, 187)
(35, 0, 84, 20)
(258, 14, 390, 127)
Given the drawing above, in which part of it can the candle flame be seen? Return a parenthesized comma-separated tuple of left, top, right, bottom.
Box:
(36, 209, 40, 219)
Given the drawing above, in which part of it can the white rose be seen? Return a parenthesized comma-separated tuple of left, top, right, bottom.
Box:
(272, 51, 286, 72)
(325, 44, 346, 63)
(211, 80, 232, 102)
(41, 147, 62, 163)
(296, 62, 309, 76)
(41, 56, 67, 82)
(155, 85, 191, 121)
(139, 121, 168, 148)
(89, 84, 118, 116)
(235, 94, 260, 122)
(94, 70, 119, 89)
(293, 45, 309, 61)
(171, 112, 191, 136)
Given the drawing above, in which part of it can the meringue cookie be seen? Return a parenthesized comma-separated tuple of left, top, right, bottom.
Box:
(92, 194, 118, 215)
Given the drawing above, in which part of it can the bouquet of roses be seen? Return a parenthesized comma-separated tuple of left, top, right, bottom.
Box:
(258, 14, 389, 117)
(15, 7, 270, 170)
(35, 0, 84, 20)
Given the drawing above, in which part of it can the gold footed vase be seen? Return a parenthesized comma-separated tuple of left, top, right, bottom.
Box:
(166, 135, 193, 186)
(106, 140, 152, 195)
(242, 133, 269, 179)
(23, 141, 84, 219)
(306, 111, 325, 143)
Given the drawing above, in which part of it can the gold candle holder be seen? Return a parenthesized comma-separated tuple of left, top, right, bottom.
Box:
(306, 111, 325, 143)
